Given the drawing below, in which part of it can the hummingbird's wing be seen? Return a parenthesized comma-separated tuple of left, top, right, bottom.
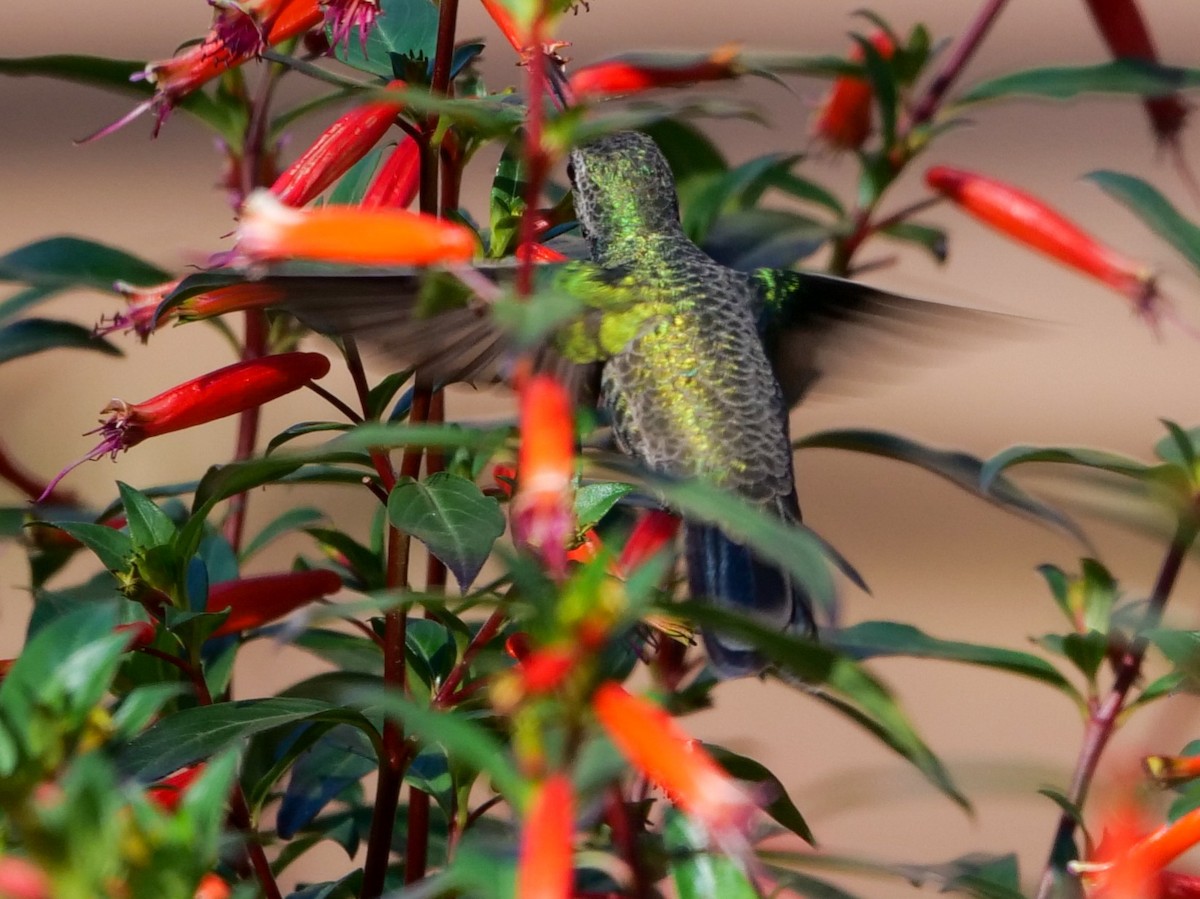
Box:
(167, 262, 647, 405)
(749, 268, 1023, 408)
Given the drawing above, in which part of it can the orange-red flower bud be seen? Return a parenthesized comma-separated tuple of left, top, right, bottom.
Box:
(271, 83, 407, 207)
(0, 856, 50, 899)
(1076, 802, 1200, 897)
(517, 774, 574, 899)
(237, 190, 477, 265)
(512, 375, 575, 577)
(115, 621, 158, 651)
(146, 764, 206, 812)
(480, 0, 529, 53)
(193, 873, 232, 899)
(617, 510, 679, 575)
(176, 282, 286, 322)
(40, 352, 330, 500)
(925, 166, 1157, 312)
(360, 138, 421, 209)
(570, 45, 742, 100)
(517, 242, 569, 264)
(207, 568, 342, 636)
(812, 31, 895, 151)
(592, 682, 757, 841)
(566, 528, 603, 564)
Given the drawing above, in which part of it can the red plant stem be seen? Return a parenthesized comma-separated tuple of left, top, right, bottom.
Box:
(909, 0, 1011, 128)
(605, 786, 651, 899)
(178, 652, 282, 899)
(516, 17, 549, 298)
(1034, 521, 1198, 899)
(362, 3, 460, 891)
(404, 788, 431, 884)
(434, 608, 508, 707)
(831, 0, 1012, 275)
(0, 440, 75, 505)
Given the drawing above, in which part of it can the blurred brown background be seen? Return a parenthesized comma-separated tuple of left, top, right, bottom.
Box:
(3, 1, 1200, 895)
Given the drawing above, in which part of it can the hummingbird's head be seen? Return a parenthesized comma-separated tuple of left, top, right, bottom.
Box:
(567, 131, 682, 265)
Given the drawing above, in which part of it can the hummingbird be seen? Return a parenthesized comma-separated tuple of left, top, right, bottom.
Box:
(204, 130, 990, 676)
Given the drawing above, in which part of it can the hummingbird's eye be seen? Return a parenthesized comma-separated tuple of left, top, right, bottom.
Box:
(566, 159, 577, 185)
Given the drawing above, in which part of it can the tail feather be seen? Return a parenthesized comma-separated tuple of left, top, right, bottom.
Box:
(684, 492, 814, 677)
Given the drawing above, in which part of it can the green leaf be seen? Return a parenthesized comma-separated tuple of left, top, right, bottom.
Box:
(0, 603, 126, 774)
(854, 32, 897, 149)
(327, 146, 386, 206)
(120, 698, 371, 783)
(0, 284, 63, 322)
(880, 221, 948, 264)
(118, 481, 177, 548)
(180, 457, 307, 556)
(353, 687, 525, 801)
(0, 235, 168, 290)
(43, 522, 132, 572)
(1086, 170, 1200, 279)
(675, 600, 967, 809)
(241, 506, 327, 562)
(266, 421, 356, 454)
(293, 628, 383, 675)
(0, 318, 121, 364)
(704, 744, 814, 844)
(640, 473, 841, 613)
(0, 55, 235, 138)
(665, 810, 759, 899)
(387, 472, 505, 589)
(796, 429, 1086, 544)
(959, 59, 1200, 105)
(573, 482, 633, 531)
(318, 421, 512, 456)
(1155, 421, 1200, 470)
(702, 209, 828, 271)
(489, 138, 527, 258)
(982, 445, 1185, 492)
(334, 0, 439, 77)
(893, 853, 1024, 899)
(833, 621, 1079, 701)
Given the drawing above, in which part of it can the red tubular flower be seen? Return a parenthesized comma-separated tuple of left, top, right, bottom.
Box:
(516, 242, 569, 264)
(565, 528, 602, 564)
(271, 82, 407, 207)
(1083, 0, 1188, 148)
(39, 352, 330, 501)
(193, 874, 232, 899)
(236, 190, 477, 265)
(90, 0, 323, 140)
(95, 279, 183, 341)
(115, 621, 158, 651)
(146, 764, 206, 812)
(206, 569, 342, 636)
(480, 0, 528, 53)
(570, 45, 742, 100)
(592, 682, 758, 843)
(511, 375, 575, 578)
(176, 282, 286, 322)
(617, 510, 680, 575)
(925, 166, 1159, 314)
(1076, 803, 1200, 897)
(812, 31, 896, 151)
(517, 774, 575, 899)
(360, 137, 421, 209)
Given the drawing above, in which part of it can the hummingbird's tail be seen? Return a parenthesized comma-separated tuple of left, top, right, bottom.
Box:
(684, 491, 815, 678)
